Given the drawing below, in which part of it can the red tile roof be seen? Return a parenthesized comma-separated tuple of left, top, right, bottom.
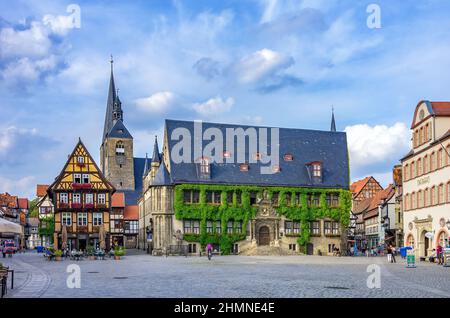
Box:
(124, 205, 139, 220)
(111, 192, 125, 208)
(350, 177, 371, 194)
(0, 193, 18, 208)
(36, 184, 49, 197)
(431, 102, 450, 116)
(362, 185, 395, 219)
(18, 198, 28, 209)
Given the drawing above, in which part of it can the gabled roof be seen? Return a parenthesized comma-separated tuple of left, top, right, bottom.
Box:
(164, 119, 349, 188)
(47, 138, 115, 196)
(350, 177, 371, 194)
(0, 193, 18, 208)
(124, 205, 138, 220)
(362, 185, 395, 219)
(36, 184, 49, 197)
(152, 136, 161, 163)
(411, 100, 450, 129)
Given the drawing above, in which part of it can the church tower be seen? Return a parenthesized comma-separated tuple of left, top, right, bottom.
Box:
(100, 57, 135, 191)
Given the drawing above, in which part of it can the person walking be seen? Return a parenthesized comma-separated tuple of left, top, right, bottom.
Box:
(206, 243, 213, 260)
(437, 244, 443, 265)
(390, 244, 396, 263)
(386, 245, 392, 263)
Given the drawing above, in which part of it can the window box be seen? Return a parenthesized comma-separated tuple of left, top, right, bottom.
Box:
(96, 204, 107, 209)
(59, 203, 69, 209)
(72, 183, 92, 189)
(84, 203, 94, 209)
(71, 203, 82, 209)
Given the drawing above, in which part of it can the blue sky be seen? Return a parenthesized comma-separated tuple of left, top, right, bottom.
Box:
(1, 0, 450, 198)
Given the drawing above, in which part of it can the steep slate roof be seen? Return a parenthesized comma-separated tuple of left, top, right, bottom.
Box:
(36, 185, 49, 197)
(164, 119, 349, 189)
(124, 205, 139, 220)
(103, 66, 117, 141)
(106, 119, 132, 139)
(152, 136, 161, 163)
(152, 160, 172, 186)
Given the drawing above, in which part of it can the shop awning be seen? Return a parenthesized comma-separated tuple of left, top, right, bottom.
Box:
(0, 217, 23, 234)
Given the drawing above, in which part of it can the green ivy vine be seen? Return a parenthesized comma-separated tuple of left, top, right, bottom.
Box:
(174, 184, 352, 254)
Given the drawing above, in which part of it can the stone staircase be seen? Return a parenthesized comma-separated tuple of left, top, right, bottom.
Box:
(239, 245, 299, 256)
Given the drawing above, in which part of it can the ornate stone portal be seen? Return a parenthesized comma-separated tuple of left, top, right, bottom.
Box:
(250, 190, 281, 247)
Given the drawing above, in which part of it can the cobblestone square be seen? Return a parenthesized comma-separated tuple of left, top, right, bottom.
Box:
(2, 250, 450, 298)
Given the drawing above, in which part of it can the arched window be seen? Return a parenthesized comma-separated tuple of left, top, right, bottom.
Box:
(200, 157, 210, 174)
(428, 123, 432, 141)
(418, 190, 423, 208)
(419, 127, 423, 145)
(439, 184, 444, 204)
(431, 152, 436, 171)
(424, 155, 428, 173)
(411, 161, 416, 179)
(424, 188, 429, 207)
(411, 192, 416, 209)
(414, 130, 419, 147)
(447, 182, 450, 202)
(425, 124, 429, 140)
(417, 158, 422, 176)
(438, 149, 443, 169)
(447, 145, 450, 166)
(404, 164, 409, 180)
(115, 141, 125, 156)
(431, 186, 436, 205)
(405, 194, 409, 211)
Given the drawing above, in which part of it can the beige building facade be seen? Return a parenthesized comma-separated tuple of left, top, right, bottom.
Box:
(402, 100, 450, 258)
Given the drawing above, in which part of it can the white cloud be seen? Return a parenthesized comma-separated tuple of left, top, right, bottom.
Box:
(1, 55, 58, 83)
(135, 91, 175, 113)
(0, 175, 36, 198)
(0, 127, 37, 154)
(234, 49, 294, 84)
(43, 13, 76, 36)
(0, 22, 51, 59)
(345, 122, 410, 169)
(193, 96, 234, 117)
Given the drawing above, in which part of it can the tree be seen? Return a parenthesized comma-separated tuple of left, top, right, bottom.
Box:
(29, 198, 39, 218)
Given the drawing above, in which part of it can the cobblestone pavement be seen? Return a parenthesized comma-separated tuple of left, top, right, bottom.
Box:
(3, 250, 450, 298)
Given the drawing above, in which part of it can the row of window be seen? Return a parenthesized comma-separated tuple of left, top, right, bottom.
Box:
(183, 190, 340, 207)
(404, 182, 450, 211)
(59, 193, 106, 204)
(73, 173, 90, 184)
(309, 221, 340, 235)
(183, 220, 243, 234)
(412, 122, 432, 148)
(61, 212, 103, 226)
(404, 145, 450, 181)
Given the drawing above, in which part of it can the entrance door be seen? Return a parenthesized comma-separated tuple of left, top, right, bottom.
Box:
(78, 239, 87, 251)
(258, 226, 270, 246)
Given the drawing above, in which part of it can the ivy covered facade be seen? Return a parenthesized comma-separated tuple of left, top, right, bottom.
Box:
(138, 118, 351, 256)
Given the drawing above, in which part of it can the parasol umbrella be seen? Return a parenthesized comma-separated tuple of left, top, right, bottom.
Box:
(61, 225, 68, 250)
(0, 218, 22, 234)
(99, 225, 106, 250)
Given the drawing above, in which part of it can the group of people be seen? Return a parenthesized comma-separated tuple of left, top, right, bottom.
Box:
(386, 244, 396, 263)
(430, 244, 446, 265)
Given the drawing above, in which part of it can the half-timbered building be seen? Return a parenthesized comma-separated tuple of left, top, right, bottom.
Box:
(48, 139, 115, 250)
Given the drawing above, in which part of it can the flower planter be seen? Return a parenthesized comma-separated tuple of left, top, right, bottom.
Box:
(114, 256, 121, 260)
(71, 203, 82, 209)
(84, 204, 94, 209)
(89, 256, 95, 260)
(55, 256, 62, 261)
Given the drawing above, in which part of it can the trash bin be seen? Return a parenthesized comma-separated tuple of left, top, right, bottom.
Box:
(400, 247, 412, 258)
(36, 246, 44, 253)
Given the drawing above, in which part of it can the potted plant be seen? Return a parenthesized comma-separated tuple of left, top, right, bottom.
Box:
(114, 246, 125, 260)
(86, 245, 95, 260)
(54, 249, 62, 261)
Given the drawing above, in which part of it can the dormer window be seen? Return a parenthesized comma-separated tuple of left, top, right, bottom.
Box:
(200, 157, 210, 174)
(116, 141, 125, 156)
(198, 157, 211, 180)
(272, 165, 281, 173)
(284, 154, 293, 161)
(240, 163, 249, 172)
(312, 163, 322, 177)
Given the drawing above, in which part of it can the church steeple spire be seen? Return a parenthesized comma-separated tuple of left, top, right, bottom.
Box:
(330, 106, 336, 132)
(152, 135, 161, 163)
(102, 55, 123, 142)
